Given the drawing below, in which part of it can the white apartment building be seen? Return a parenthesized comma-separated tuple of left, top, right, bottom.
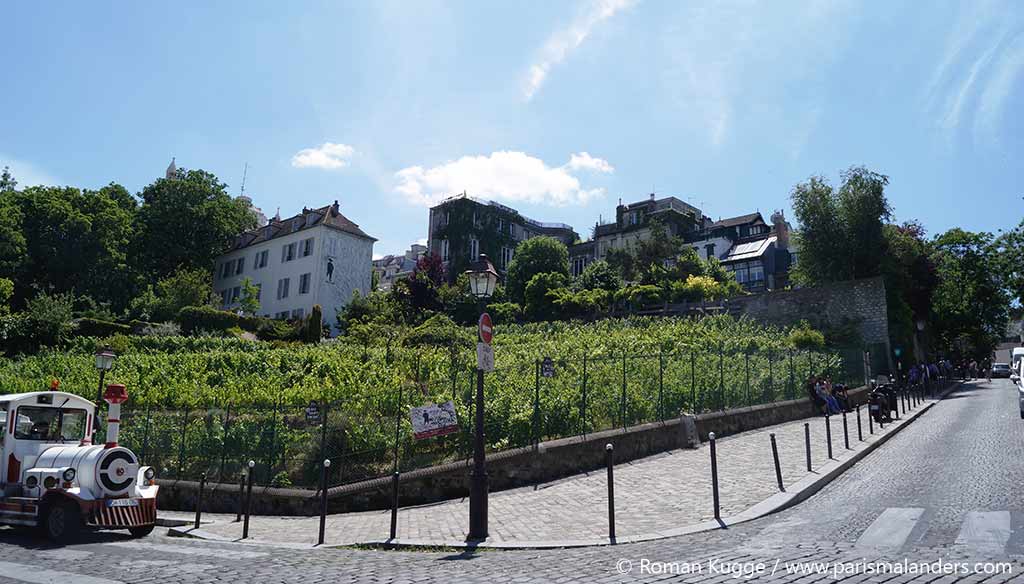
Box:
(213, 201, 375, 333)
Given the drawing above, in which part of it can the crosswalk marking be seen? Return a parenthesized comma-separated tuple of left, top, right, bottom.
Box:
(0, 561, 123, 584)
(855, 507, 924, 551)
(955, 511, 1011, 552)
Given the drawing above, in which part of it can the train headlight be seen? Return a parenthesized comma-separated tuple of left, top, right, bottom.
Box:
(62, 468, 76, 482)
(144, 467, 155, 481)
(25, 476, 38, 489)
(43, 476, 57, 490)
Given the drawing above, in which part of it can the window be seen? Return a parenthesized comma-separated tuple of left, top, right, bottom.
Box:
(629, 211, 639, 225)
(299, 273, 311, 294)
(275, 311, 290, 320)
(291, 308, 305, 319)
(497, 219, 504, 234)
(501, 246, 513, 270)
(282, 242, 296, 263)
(220, 262, 232, 279)
(302, 238, 314, 257)
(469, 238, 479, 260)
(705, 243, 716, 259)
(235, 257, 244, 275)
(572, 257, 587, 277)
(14, 406, 88, 442)
(441, 239, 450, 261)
(277, 278, 290, 300)
(256, 250, 269, 269)
(231, 286, 241, 303)
(220, 289, 230, 307)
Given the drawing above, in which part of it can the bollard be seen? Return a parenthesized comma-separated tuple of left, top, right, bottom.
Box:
(856, 405, 863, 441)
(842, 411, 850, 450)
(317, 459, 330, 546)
(389, 471, 400, 540)
(770, 433, 784, 492)
(235, 471, 245, 522)
(804, 423, 811, 471)
(709, 432, 720, 520)
(869, 407, 874, 434)
(242, 460, 255, 540)
(606, 443, 615, 543)
(194, 473, 206, 529)
(825, 415, 833, 460)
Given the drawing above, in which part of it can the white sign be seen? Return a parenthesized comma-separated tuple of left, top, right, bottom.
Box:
(410, 401, 459, 440)
(477, 342, 495, 372)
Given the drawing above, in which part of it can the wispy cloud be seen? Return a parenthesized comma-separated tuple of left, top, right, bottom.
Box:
(394, 151, 613, 207)
(0, 155, 60, 188)
(974, 34, 1024, 143)
(523, 0, 637, 101)
(660, 1, 856, 148)
(290, 142, 355, 169)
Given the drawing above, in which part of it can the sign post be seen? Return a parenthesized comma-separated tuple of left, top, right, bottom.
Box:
(476, 312, 495, 372)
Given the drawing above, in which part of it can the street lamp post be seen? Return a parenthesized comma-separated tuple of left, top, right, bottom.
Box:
(93, 347, 117, 442)
(465, 254, 498, 541)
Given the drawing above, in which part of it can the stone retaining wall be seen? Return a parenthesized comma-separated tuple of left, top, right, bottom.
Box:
(157, 386, 870, 516)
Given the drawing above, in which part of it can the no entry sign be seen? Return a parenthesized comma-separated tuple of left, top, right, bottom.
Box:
(478, 313, 493, 345)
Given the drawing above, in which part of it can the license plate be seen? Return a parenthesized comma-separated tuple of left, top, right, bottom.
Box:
(869, 405, 879, 411)
(107, 499, 139, 508)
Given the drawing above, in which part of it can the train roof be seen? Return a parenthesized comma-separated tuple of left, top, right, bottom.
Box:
(0, 391, 95, 407)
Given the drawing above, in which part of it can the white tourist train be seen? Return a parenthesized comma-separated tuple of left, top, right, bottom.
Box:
(0, 383, 158, 541)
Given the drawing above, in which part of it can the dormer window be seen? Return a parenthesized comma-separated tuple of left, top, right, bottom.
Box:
(291, 219, 301, 233)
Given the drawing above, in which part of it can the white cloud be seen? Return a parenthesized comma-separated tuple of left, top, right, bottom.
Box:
(566, 151, 615, 173)
(394, 151, 613, 207)
(290, 142, 355, 169)
(0, 155, 60, 188)
(524, 0, 637, 100)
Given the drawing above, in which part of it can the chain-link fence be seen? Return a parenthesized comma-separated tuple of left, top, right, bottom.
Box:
(105, 345, 865, 489)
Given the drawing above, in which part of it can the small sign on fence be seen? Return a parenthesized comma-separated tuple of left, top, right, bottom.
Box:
(410, 401, 459, 440)
(305, 401, 322, 423)
(541, 357, 555, 378)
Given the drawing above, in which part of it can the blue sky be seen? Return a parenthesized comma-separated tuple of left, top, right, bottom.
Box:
(3, 1, 1023, 257)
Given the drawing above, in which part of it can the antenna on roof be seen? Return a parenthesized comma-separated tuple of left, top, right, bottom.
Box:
(239, 162, 249, 197)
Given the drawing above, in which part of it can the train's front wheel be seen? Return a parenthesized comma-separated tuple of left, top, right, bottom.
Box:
(41, 499, 81, 543)
(129, 525, 154, 538)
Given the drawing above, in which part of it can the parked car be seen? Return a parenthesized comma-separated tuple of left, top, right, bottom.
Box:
(992, 363, 1012, 378)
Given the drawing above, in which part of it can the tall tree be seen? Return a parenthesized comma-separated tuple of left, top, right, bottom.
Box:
(790, 167, 891, 284)
(505, 236, 569, 303)
(133, 168, 256, 280)
(930, 229, 1008, 359)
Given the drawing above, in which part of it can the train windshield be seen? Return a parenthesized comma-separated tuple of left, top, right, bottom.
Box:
(14, 406, 88, 442)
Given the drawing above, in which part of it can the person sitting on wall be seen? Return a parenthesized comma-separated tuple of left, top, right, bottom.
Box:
(815, 378, 843, 415)
(831, 381, 850, 412)
(807, 376, 826, 411)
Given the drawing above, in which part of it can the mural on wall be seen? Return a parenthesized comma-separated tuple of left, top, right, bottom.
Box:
(326, 257, 335, 282)
(318, 232, 374, 332)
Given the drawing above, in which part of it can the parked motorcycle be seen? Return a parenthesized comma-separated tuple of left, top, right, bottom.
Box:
(868, 378, 897, 424)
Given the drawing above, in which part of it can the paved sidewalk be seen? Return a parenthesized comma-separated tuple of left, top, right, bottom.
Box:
(170, 389, 944, 547)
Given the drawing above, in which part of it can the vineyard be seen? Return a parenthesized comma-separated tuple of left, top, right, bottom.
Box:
(0, 315, 861, 488)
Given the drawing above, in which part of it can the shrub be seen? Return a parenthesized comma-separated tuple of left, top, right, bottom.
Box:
(524, 272, 568, 321)
(75, 317, 132, 338)
(402, 313, 472, 349)
(177, 305, 270, 336)
(488, 302, 524, 325)
(0, 278, 12, 315)
(303, 305, 323, 343)
(788, 321, 826, 351)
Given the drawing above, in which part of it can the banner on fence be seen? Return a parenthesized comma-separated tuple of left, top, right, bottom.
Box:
(410, 401, 459, 440)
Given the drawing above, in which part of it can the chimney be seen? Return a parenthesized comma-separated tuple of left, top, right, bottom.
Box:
(771, 210, 790, 250)
(332, 200, 340, 216)
(102, 384, 129, 449)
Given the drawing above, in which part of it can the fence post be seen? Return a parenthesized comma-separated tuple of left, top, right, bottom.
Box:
(533, 359, 540, 447)
(709, 432, 720, 520)
(318, 459, 331, 545)
(140, 403, 153, 466)
(804, 423, 811, 471)
(621, 353, 627, 430)
(194, 473, 206, 529)
(690, 351, 696, 412)
(605, 444, 615, 543)
(218, 405, 231, 483)
(242, 460, 255, 539)
(745, 351, 751, 406)
(869, 406, 874, 434)
(658, 348, 665, 423)
(389, 471, 400, 540)
(842, 411, 850, 450)
(581, 353, 588, 438)
(825, 415, 833, 460)
(320, 402, 330, 470)
(718, 344, 725, 410)
(788, 350, 796, 400)
(176, 408, 189, 479)
(856, 405, 863, 441)
(770, 433, 784, 492)
(235, 470, 245, 522)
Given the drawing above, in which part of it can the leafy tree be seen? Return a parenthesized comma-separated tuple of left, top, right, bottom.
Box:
(994, 218, 1024, 306)
(881, 222, 938, 352)
(303, 304, 323, 343)
(930, 229, 1009, 359)
(575, 260, 622, 292)
(133, 168, 256, 280)
(0, 278, 12, 315)
(239, 277, 261, 316)
(506, 236, 569, 303)
(634, 219, 683, 273)
(0, 191, 25, 282)
(523, 272, 568, 321)
(790, 167, 891, 284)
(604, 247, 637, 282)
(0, 167, 16, 192)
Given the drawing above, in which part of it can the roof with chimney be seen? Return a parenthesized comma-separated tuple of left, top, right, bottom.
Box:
(228, 201, 376, 251)
(709, 212, 764, 229)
